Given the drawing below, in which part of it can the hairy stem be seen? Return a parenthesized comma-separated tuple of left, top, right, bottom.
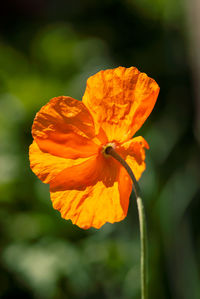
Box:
(106, 146, 148, 299)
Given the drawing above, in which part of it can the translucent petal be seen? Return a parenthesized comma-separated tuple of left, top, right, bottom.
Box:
(118, 136, 149, 181)
(32, 96, 99, 159)
(29, 141, 91, 184)
(50, 164, 132, 229)
(83, 67, 159, 142)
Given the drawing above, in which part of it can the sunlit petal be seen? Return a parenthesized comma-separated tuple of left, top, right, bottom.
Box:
(29, 141, 91, 184)
(32, 96, 99, 159)
(83, 67, 159, 142)
(118, 136, 149, 181)
(50, 164, 132, 229)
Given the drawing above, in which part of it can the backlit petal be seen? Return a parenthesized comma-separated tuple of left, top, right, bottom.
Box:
(118, 136, 149, 181)
(82, 67, 159, 142)
(32, 96, 100, 159)
(29, 140, 91, 184)
(49, 151, 119, 191)
(50, 164, 132, 229)
(50, 155, 100, 191)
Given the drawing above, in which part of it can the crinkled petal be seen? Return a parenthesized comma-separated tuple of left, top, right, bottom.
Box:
(118, 136, 149, 181)
(50, 155, 101, 191)
(82, 67, 159, 143)
(29, 141, 91, 184)
(50, 164, 132, 229)
(32, 96, 100, 159)
(49, 149, 121, 190)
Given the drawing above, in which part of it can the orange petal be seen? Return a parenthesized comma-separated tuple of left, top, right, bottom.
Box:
(118, 136, 149, 181)
(50, 155, 100, 191)
(49, 149, 120, 191)
(50, 165, 132, 229)
(29, 140, 92, 184)
(32, 96, 100, 159)
(82, 67, 159, 143)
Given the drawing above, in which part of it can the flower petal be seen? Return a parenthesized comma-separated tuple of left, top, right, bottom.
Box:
(49, 150, 119, 191)
(29, 140, 91, 184)
(82, 67, 159, 143)
(50, 155, 101, 191)
(50, 164, 132, 229)
(32, 96, 100, 159)
(118, 136, 149, 181)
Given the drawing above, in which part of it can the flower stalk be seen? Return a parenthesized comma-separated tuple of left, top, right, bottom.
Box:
(106, 146, 148, 299)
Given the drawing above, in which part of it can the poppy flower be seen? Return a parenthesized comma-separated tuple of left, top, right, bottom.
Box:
(29, 66, 159, 229)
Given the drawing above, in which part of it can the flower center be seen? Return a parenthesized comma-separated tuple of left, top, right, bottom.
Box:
(102, 142, 116, 157)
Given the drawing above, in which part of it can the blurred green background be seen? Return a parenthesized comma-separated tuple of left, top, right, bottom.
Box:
(0, 0, 200, 298)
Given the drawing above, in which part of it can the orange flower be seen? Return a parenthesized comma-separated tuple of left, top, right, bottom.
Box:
(29, 67, 159, 229)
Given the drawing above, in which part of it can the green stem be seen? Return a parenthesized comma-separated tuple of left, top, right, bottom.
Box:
(137, 196, 148, 299)
(105, 146, 148, 299)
